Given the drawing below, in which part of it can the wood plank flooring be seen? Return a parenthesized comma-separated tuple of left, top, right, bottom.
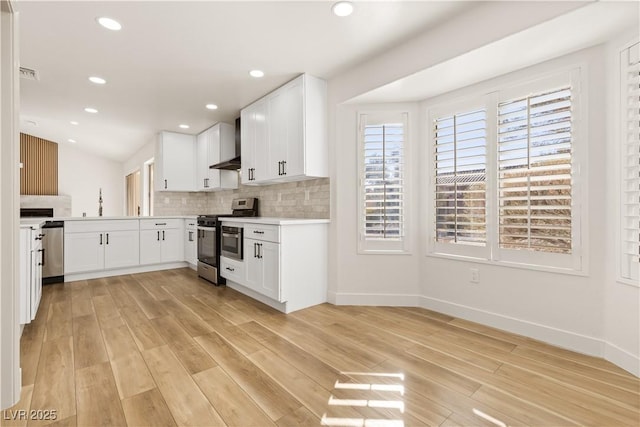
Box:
(2, 268, 639, 427)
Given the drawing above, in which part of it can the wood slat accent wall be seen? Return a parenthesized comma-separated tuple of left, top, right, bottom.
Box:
(20, 133, 58, 195)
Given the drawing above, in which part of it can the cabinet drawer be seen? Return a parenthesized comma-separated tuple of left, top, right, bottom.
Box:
(140, 218, 183, 230)
(244, 224, 280, 243)
(66, 220, 139, 233)
(184, 218, 197, 230)
(220, 256, 245, 284)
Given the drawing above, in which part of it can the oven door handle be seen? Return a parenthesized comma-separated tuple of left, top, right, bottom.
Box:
(222, 232, 239, 238)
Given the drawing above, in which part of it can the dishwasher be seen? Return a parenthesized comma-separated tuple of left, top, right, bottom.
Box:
(42, 221, 64, 284)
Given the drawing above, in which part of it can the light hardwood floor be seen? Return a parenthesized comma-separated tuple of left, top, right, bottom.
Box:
(2, 268, 639, 427)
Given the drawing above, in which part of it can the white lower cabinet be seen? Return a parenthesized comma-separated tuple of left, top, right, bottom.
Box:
(184, 219, 197, 267)
(65, 220, 140, 274)
(139, 219, 184, 265)
(224, 220, 328, 313)
(220, 256, 245, 284)
(20, 226, 43, 324)
(244, 238, 280, 301)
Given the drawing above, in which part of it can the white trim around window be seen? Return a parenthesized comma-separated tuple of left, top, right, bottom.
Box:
(426, 68, 586, 273)
(619, 40, 640, 285)
(357, 110, 410, 254)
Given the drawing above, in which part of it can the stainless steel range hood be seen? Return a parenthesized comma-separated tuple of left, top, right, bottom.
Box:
(210, 156, 241, 171)
(210, 117, 242, 171)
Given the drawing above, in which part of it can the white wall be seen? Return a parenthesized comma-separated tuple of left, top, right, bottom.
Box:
(58, 144, 124, 217)
(327, 3, 639, 375)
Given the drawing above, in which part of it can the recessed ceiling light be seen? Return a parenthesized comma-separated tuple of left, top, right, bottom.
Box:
(68, 139, 77, 143)
(332, 1, 354, 17)
(179, 124, 190, 129)
(96, 17, 122, 31)
(249, 70, 264, 78)
(70, 121, 79, 125)
(84, 107, 98, 114)
(89, 76, 106, 85)
(205, 104, 218, 110)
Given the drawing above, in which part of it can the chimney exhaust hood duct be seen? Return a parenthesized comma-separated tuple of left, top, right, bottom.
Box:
(210, 117, 242, 171)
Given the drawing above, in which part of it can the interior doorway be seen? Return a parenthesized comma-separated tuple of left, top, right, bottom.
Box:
(125, 170, 141, 216)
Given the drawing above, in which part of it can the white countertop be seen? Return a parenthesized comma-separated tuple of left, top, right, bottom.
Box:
(20, 215, 196, 227)
(220, 217, 330, 225)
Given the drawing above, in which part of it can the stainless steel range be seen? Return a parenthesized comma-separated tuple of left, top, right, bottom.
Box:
(197, 198, 258, 285)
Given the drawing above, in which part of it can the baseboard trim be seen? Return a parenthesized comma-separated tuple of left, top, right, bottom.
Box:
(604, 342, 640, 377)
(333, 292, 422, 307)
(64, 262, 189, 282)
(334, 291, 639, 377)
(418, 295, 605, 358)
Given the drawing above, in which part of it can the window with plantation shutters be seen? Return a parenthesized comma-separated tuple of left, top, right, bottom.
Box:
(429, 69, 583, 270)
(497, 87, 573, 254)
(358, 112, 408, 253)
(434, 109, 487, 246)
(621, 42, 640, 283)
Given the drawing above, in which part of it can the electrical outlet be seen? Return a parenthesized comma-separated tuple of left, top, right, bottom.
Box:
(277, 192, 282, 202)
(470, 268, 480, 284)
(181, 197, 187, 205)
(305, 189, 310, 201)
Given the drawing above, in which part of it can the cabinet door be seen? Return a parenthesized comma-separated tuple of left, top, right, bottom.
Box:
(184, 228, 197, 266)
(160, 228, 184, 263)
(19, 230, 30, 324)
(157, 132, 196, 192)
(206, 125, 221, 189)
(30, 247, 42, 321)
(259, 241, 281, 301)
(139, 229, 162, 265)
(64, 232, 104, 274)
(268, 89, 287, 179)
(104, 230, 140, 269)
(244, 238, 262, 292)
(196, 131, 210, 191)
(282, 78, 304, 178)
(241, 100, 268, 184)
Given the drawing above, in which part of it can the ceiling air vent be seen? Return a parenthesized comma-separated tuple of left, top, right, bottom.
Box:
(19, 67, 39, 81)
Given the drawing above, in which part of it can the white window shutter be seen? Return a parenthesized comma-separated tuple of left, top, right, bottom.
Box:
(434, 109, 487, 246)
(497, 87, 573, 254)
(358, 111, 408, 253)
(622, 42, 640, 282)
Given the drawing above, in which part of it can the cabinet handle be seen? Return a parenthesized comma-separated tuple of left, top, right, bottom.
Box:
(99, 234, 103, 245)
(155, 222, 167, 226)
(40, 248, 45, 266)
(157, 231, 160, 241)
(162, 230, 165, 241)
(225, 266, 235, 272)
(164, 179, 168, 189)
(258, 243, 263, 259)
(278, 161, 282, 176)
(282, 160, 287, 175)
(253, 230, 264, 235)
(106, 233, 109, 245)
(188, 231, 193, 242)
(254, 242, 257, 258)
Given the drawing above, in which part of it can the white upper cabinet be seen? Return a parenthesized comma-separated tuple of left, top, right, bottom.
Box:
(241, 74, 327, 185)
(241, 98, 268, 184)
(196, 122, 238, 191)
(155, 131, 196, 192)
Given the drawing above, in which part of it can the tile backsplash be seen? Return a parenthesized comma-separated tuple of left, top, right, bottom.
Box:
(154, 177, 329, 218)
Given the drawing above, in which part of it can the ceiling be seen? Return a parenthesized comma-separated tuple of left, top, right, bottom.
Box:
(16, 0, 475, 162)
(348, 1, 640, 104)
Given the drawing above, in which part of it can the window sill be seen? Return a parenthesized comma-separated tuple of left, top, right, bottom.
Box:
(358, 249, 412, 256)
(425, 251, 588, 277)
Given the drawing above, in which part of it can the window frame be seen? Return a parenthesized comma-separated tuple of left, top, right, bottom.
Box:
(426, 68, 586, 273)
(428, 96, 492, 259)
(357, 110, 410, 254)
(618, 40, 640, 286)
